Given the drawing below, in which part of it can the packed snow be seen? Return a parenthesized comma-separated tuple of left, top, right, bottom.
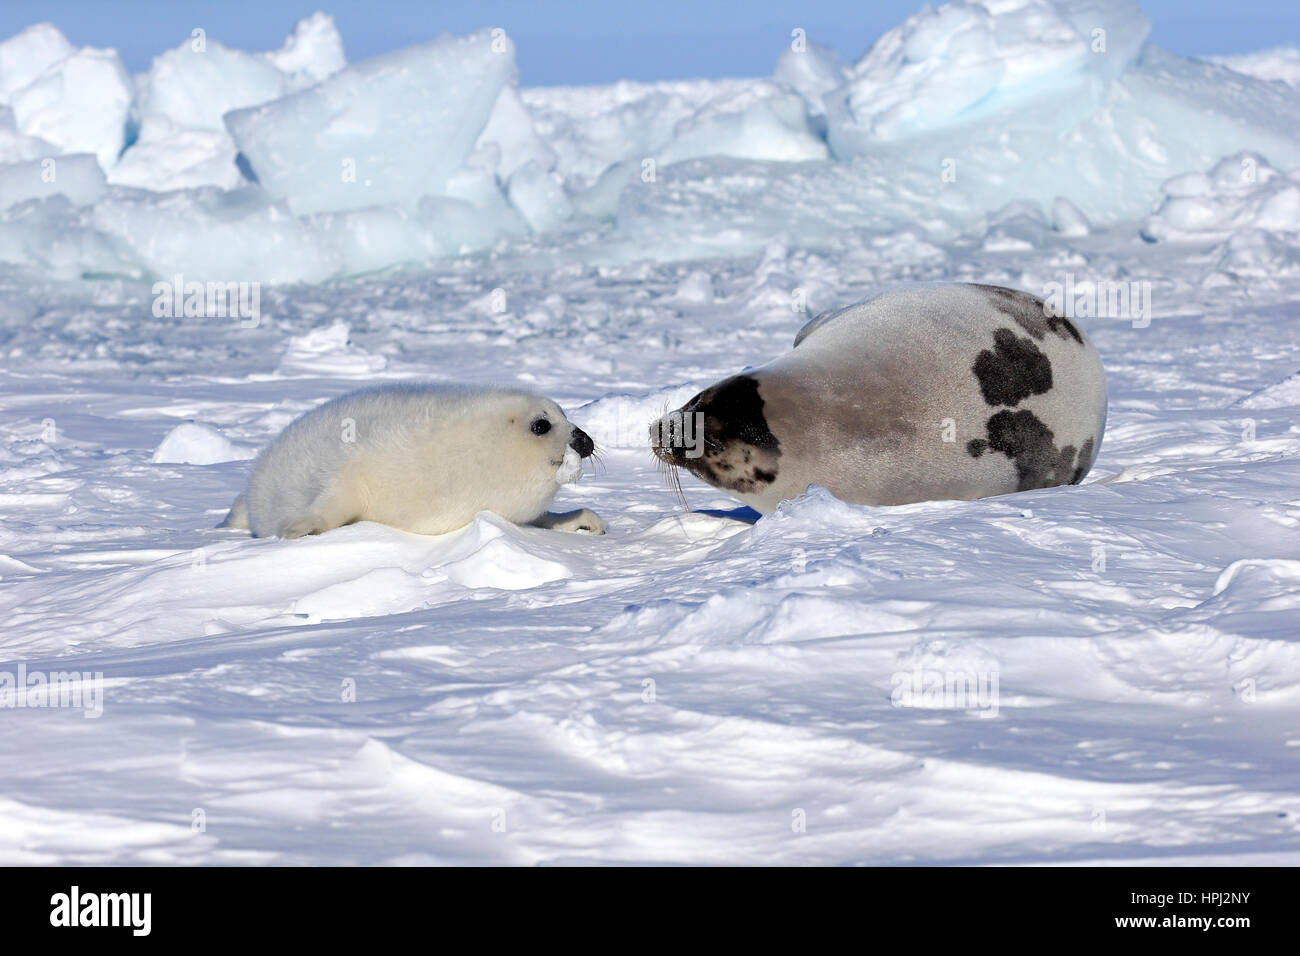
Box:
(1, 0, 1298, 865)
(1208, 45, 1300, 89)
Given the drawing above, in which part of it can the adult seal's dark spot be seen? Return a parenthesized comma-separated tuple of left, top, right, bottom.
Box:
(971, 283, 1083, 345)
(967, 409, 1084, 491)
(1070, 437, 1096, 485)
(652, 374, 781, 495)
(972, 328, 1053, 407)
(697, 375, 779, 450)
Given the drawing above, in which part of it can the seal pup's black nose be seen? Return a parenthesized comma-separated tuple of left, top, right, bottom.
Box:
(569, 426, 594, 458)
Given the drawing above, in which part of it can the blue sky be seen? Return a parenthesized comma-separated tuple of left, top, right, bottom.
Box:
(6, 0, 1299, 85)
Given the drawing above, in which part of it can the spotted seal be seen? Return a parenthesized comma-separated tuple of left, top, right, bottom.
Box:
(651, 283, 1106, 511)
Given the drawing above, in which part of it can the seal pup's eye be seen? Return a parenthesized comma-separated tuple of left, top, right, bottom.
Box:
(530, 418, 552, 436)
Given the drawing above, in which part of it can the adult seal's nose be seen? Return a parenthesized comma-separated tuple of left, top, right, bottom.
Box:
(569, 426, 594, 458)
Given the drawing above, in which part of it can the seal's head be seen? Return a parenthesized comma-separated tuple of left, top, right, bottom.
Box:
(650, 374, 782, 498)
(493, 392, 594, 481)
(439, 390, 598, 526)
(429, 390, 597, 517)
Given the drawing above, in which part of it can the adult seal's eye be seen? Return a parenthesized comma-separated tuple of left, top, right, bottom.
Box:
(531, 419, 551, 435)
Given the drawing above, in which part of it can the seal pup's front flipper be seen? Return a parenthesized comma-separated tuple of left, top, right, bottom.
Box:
(531, 509, 606, 534)
(218, 494, 250, 530)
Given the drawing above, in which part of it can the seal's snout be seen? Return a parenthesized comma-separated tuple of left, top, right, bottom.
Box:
(651, 391, 708, 466)
(650, 424, 676, 464)
(649, 413, 686, 465)
(569, 426, 594, 459)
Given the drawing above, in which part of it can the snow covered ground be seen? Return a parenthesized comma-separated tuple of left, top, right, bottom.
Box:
(1, 0, 1299, 865)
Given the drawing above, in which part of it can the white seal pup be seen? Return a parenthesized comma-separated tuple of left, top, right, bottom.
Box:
(221, 383, 604, 538)
(651, 283, 1106, 512)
